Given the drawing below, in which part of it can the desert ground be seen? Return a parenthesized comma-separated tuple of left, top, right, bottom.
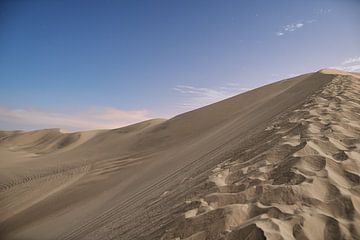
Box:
(0, 69, 359, 240)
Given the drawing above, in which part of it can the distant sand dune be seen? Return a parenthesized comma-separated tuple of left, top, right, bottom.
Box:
(0, 69, 359, 240)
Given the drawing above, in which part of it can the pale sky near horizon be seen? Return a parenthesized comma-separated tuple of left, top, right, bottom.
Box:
(1, 0, 360, 131)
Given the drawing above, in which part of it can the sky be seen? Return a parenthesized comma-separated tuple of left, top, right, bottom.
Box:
(1, 0, 360, 131)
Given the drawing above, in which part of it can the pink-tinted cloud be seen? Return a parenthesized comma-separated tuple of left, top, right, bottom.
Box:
(0, 106, 151, 131)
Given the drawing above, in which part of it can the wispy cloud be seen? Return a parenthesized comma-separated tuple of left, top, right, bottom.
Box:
(335, 64, 360, 72)
(270, 56, 360, 81)
(276, 18, 319, 37)
(284, 23, 304, 32)
(276, 7, 332, 37)
(343, 65, 360, 72)
(270, 72, 305, 81)
(0, 106, 151, 131)
(342, 56, 360, 65)
(276, 21, 307, 36)
(332, 56, 360, 72)
(174, 83, 251, 109)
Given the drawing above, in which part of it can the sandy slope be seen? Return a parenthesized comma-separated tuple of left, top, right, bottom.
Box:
(0, 69, 359, 240)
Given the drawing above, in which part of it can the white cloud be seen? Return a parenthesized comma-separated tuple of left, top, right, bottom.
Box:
(283, 23, 304, 32)
(0, 106, 151, 131)
(276, 20, 312, 36)
(335, 64, 360, 72)
(276, 8, 329, 37)
(330, 56, 360, 73)
(174, 83, 250, 109)
(342, 56, 360, 65)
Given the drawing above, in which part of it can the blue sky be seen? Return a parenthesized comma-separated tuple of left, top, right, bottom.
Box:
(1, 0, 360, 131)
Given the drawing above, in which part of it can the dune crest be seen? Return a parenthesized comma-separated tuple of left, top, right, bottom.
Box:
(161, 73, 360, 240)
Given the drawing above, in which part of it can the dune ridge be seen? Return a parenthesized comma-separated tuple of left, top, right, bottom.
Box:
(160, 71, 360, 240)
(0, 69, 359, 240)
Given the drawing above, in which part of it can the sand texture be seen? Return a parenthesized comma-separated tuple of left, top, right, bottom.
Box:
(0, 69, 359, 240)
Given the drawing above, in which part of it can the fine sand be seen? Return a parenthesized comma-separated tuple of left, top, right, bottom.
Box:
(0, 69, 359, 240)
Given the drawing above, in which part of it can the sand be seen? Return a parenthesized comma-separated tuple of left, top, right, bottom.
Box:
(0, 69, 359, 240)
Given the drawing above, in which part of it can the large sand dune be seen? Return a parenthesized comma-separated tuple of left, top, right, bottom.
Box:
(1, 69, 359, 240)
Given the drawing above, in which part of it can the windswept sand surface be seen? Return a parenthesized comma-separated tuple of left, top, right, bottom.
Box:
(161, 70, 360, 240)
(0, 69, 359, 240)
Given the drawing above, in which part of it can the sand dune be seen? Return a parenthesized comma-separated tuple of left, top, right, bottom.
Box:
(1, 69, 359, 240)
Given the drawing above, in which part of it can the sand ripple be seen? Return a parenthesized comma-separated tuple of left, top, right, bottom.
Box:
(161, 74, 360, 240)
